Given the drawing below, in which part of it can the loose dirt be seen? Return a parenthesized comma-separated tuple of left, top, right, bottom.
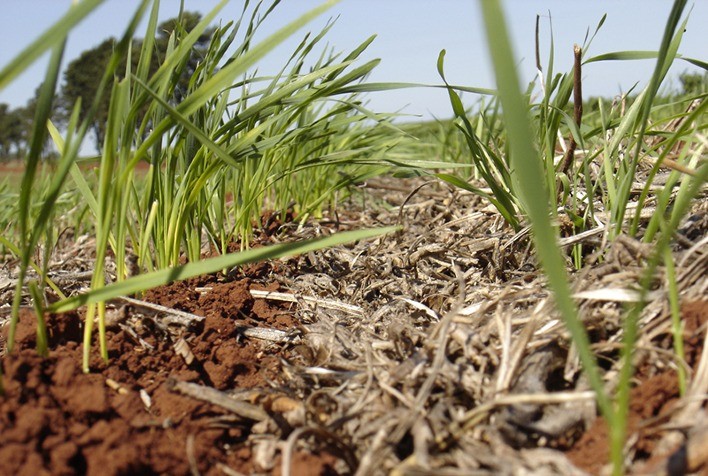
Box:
(0, 275, 318, 475)
(1, 179, 707, 475)
(566, 300, 708, 475)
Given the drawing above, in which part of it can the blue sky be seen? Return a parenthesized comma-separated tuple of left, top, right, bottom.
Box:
(0, 0, 706, 121)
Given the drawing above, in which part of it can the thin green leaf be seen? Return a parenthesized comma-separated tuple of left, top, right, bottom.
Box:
(49, 227, 398, 313)
(479, 0, 613, 456)
(0, 0, 104, 89)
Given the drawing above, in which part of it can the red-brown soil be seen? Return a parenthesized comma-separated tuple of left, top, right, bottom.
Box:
(0, 273, 339, 475)
(1, 182, 706, 475)
(4, 281, 705, 475)
(0, 160, 25, 173)
(566, 300, 708, 474)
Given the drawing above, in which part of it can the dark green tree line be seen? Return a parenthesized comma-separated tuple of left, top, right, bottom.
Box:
(0, 94, 43, 161)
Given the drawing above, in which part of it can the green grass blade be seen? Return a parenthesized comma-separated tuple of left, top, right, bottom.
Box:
(478, 0, 616, 464)
(129, 0, 340, 170)
(436, 173, 518, 227)
(664, 247, 685, 394)
(585, 50, 707, 71)
(0, 236, 66, 300)
(47, 119, 101, 216)
(49, 227, 398, 313)
(0, 0, 104, 89)
(135, 0, 160, 82)
(337, 82, 496, 96)
(140, 0, 229, 92)
(28, 281, 49, 358)
(7, 36, 67, 352)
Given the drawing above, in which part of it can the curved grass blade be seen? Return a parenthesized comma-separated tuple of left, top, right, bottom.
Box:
(0, 0, 104, 89)
(585, 51, 708, 71)
(7, 34, 67, 352)
(436, 173, 518, 227)
(128, 0, 341, 172)
(336, 82, 496, 96)
(49, 226, 398, 314)
(478, 0, 616, 469)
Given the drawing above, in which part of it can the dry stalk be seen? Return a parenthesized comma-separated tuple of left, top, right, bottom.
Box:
(558, 44, 583, 183)
(281, 426, 357, 476)
(166, 379, 270, 422)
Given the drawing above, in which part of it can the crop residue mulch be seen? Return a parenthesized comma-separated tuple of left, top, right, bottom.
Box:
(1, 178, 707, 475)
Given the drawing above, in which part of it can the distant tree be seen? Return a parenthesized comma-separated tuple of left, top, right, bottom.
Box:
(23, 88, 57, 159)
(12, 106, 32, 157)
(0, 103, 10, 158)
(679, 71, 708, 96)
(57, 38, 119, 151)
(57, 12, 214, 153)
(0, 104, 33, 159)
(0, 89, 57, 161)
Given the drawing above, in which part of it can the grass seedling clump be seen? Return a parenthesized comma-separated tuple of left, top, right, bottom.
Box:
(437, 0, 706, 473)
(1, 0, 399, 373)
